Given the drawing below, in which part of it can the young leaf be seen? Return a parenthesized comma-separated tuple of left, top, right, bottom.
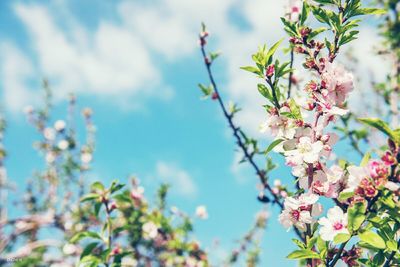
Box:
(347, 202, 366, 232)
(240, 66, 262, 75)
(91, 181, 105, 192)
(358, 118, 399, 143)
(287, 249, 321, 260)
(338, 191, 354, 202)
(358, 230, 386, 249)
(300, 1, 310, 25)
(266, 39, 284, 62)
(360, 151, 371, 167)
(80, 193, 100, 203)
(353, 8, 386, 16)
(333, 233, 351, 244)
(70, 231, 103, 243)
(257, 84, 272, 100)
(264, 139, 284, 155)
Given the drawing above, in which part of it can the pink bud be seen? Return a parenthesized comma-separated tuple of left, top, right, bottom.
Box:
(266, 64, 275, 78)
(321, 134, 330, 143)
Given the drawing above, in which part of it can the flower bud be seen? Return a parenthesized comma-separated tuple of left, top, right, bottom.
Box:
(266, 64, 275, 78)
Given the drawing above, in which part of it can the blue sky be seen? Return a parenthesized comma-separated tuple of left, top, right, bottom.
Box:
(0, 0, 388, 265)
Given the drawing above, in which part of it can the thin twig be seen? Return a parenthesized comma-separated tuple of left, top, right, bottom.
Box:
(383, 238, 400, 267)
(287, 48, 295, 99)
(200, 37, 305, 242)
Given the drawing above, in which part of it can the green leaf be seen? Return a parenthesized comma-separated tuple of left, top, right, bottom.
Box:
(358, 118, 399, 143)
(80, 242, 99, 260)
(348, 202, 366, 232)
(386, 239, 398, 251)
(372, 251, 385, 265)
(287, 249, 321, 260)
(292, 238, 306, 249)
(257, 84, 272, 100)
(209, 52, 221, 61)
(313, 0, 335, 4)
(264, 139, 284, 155)
(316, 236, 328, 252)
(310, 6, 334, 24)
(359, 230, 386, 249)
(360, 151, 371, 167)
(80, 193, 100, 203)
(240, 66, 261, 75)
(288, 98, 302, 120)
(338, 191, 354, 202)
(308, 27, 327, 39)
(266, 39, 283, 62)
(333, 233, 351, 244)
(110, 180, 125, 194)
(354, 8, 386, 16)
(91, 182, 105, 192)
(300, 1, 309, 25)
(198, 83, 213, 99)
(70, 231, 102, 243)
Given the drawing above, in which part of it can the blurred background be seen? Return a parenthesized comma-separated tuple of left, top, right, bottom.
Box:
(0, 0, 388, 265)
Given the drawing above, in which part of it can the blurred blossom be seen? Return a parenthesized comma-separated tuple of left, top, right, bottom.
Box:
(54, 120, 66, 131)
(58, 139, 69, 150)
(81, 152, 92, 163)
(46, 152, 56, 163)
(142, 221, 158, 240)
(44, 127, 56, 140)
(195, 205, 208, 219)
(62, 243, 77, 255)
(121, 256, 138, 267)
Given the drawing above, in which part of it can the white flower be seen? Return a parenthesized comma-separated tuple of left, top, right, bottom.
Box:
(54, 120, 66, 131)
(279, 193, 320, 231)
(285, 136, 323, 164)
(131, 186, 144, 200)
(345, 165, 369, 192)
(385, 181, 399, 192)
(81, 152, 92, 163)
(121, 256, 138, 267)
(273, 179, 281, 187)
(44, 127, 56, 140)
(142, 221, 158, 240)
(195, 205, 208, 219)
(58, 140, 69, 150)
(325, 165, 344, 184)
(287, 0, 302, 21)
(318, 206, 349, 241)
(46, 152, 56, 163)
(62, 243, 76, 255)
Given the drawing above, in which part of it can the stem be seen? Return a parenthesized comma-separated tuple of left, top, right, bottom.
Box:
(200, 40, 305, 242)
(266, 78, 281, 109)
(383, 238, 400, 267)
(287, 48, 295, 99)
(329, 241, 348, 267)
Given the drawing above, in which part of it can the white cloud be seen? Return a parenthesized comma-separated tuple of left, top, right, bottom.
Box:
(1, 2, 171, 112)
(155, 161, 197, 197)
(1, 0, 286, 126)
(0, 43, 39, 112)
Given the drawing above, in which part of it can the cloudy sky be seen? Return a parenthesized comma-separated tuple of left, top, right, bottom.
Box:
(0, 0, 388, 265)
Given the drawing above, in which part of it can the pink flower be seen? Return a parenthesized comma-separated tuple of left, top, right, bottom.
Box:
(320, 62, 354, 107)
(368, 160, 389, 179)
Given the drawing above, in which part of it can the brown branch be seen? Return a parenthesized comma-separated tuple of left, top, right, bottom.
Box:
(199, 34, 306, 242)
